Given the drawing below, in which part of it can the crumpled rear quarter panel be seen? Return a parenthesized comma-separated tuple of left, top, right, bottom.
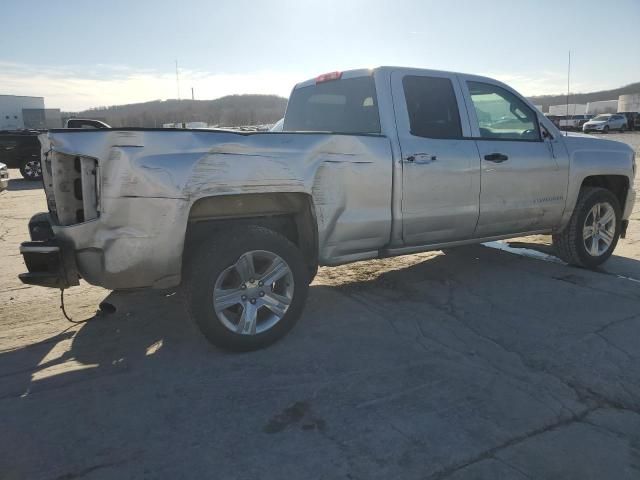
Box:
(44, 130, 394, 288)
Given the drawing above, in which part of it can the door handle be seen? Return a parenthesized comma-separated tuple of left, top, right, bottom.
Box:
(484, 153, 509, 163)
(405, 154, 437, 164)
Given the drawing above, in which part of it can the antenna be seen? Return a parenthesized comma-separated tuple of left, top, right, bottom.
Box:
(565, 50, 571, 135)
(175, 60, 181, 101)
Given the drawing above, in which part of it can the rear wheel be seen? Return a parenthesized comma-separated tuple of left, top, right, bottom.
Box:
(19, 158, 42, 181)
(186, 226, 309, 351)
(552, 187, 620, 268)
(620, 125, 626, 133)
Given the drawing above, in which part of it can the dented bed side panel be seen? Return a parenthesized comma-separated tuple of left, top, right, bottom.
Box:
(42, 130, 394, 289)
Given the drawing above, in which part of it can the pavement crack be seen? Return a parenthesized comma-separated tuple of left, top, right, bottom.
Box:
(53, 457, 133, 480)
(594, 313, 640, 336)
(426, 406, 599, 480)
(594, 332, 636, 359)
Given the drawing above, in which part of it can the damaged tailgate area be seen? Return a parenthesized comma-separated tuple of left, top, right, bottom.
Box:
(43, 150, 100, 226)
(19, 150, 99, 288)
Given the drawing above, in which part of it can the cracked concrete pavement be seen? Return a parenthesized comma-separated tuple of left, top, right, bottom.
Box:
(0, 132, 639, 479)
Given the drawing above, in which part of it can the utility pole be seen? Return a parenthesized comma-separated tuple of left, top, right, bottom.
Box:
(175, 60, 180, 101)
(566, 51, 571, 119)
(191, 87, 194, 101)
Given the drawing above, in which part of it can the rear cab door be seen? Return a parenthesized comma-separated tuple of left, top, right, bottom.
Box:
(390, 69, 481, 245)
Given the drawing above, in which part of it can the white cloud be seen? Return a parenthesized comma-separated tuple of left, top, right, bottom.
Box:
(0, 62, 302, 111)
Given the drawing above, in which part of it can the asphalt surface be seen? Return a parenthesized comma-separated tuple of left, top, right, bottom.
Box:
(1, 132, 639, 479)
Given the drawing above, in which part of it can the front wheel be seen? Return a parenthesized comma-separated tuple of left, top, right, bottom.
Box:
(602, 125, 610, 134)
(186, 226, 309, 351)
(552, 187, 621, 268)
(19, 158, 42, 181)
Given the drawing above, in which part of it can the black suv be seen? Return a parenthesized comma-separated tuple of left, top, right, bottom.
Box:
(0, 130, 43, 181)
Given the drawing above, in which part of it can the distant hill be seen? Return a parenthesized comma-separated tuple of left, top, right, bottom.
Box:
(63, 81, 640, 126)
(64, 94, 288, 128)
(528, 82, 640, 112)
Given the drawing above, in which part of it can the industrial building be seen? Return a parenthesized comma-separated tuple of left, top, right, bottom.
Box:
(586, 100, 619, 115)
(546, 92, 640, 118)
(548, 103, 587, 116)
(0, 95, 44, 129)
(619, 94, 640, 113)
(0, 95, 62, 129)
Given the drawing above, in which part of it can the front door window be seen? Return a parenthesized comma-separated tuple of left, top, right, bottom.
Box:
(467, 82, 540, 141)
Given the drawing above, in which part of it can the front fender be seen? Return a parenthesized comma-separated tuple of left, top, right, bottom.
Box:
(559, 135, 635, 228)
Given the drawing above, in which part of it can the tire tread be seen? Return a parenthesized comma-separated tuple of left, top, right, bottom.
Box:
(552, 187, 620, 268)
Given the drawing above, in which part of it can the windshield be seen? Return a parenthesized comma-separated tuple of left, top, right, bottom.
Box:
(592, 115, 611, 121)
(284, 76, 381, 134)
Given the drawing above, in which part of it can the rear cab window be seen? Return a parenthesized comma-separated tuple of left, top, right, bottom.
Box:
(402, 75, 462, 139)
(284, 76, 381, 134)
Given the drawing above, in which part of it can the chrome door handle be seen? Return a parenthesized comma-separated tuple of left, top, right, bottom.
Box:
(484, 153, 508, 163)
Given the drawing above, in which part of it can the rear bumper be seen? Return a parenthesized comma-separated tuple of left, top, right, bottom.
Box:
(19, 197, 186, 290)
(19, 214, 80, 289)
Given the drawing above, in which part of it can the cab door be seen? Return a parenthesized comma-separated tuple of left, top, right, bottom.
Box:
(459, 77, 569, 237)
(391, 70, 481, 246)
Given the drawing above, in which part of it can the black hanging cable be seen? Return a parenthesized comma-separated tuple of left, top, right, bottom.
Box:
(59, 288, 93, 324)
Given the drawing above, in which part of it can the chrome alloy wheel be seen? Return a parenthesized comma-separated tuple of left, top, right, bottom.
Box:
(24, 160, 42, 179)
(213, 250, 294, 335)
(583, 202, 616, 257)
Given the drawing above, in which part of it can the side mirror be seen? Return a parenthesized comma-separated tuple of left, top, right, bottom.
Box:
(541, 125, 553, 140)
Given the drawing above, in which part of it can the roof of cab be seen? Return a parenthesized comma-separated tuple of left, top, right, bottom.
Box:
(292, 66, 502, 91)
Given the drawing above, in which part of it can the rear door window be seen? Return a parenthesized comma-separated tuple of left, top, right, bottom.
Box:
(284, 76, 380, 134)
(402, 76, 462, 139)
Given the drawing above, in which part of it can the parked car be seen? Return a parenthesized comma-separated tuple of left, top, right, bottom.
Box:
(19, 67, 636, 351)
(557, 115, 593, 130)
(545, 115, 562, 128)
(0, 130, 42, 181)
(572, 115, 593, 129)
(582, 114, 628, 133)
(65, 118, 110, 129)
(557, 115, 575, 130)
(0, 162, 8, 191)
(618, 112, 638, 131)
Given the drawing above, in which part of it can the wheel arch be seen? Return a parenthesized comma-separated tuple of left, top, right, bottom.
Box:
(183, 192, 319, 278)
(580, 175, 629, 211)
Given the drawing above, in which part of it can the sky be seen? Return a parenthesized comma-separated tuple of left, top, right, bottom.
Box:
(2, 0, 639, 111)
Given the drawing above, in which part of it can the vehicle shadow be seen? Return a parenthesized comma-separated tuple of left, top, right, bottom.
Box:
(0, 288, 205, 401)
(6, 178, 42, 191)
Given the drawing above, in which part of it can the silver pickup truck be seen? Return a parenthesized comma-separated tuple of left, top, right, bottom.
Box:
(20, 67, 636, 350)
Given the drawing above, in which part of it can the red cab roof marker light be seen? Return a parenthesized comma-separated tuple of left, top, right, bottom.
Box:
(315, 71, 342, 83)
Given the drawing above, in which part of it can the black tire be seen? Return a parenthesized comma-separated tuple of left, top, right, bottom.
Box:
(620, 125, 626, 133)
(185, 225, 309, 351)
(602, 125, 609, 134)
(19, 158, 43, 181)
(552, 187, 621, 268)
